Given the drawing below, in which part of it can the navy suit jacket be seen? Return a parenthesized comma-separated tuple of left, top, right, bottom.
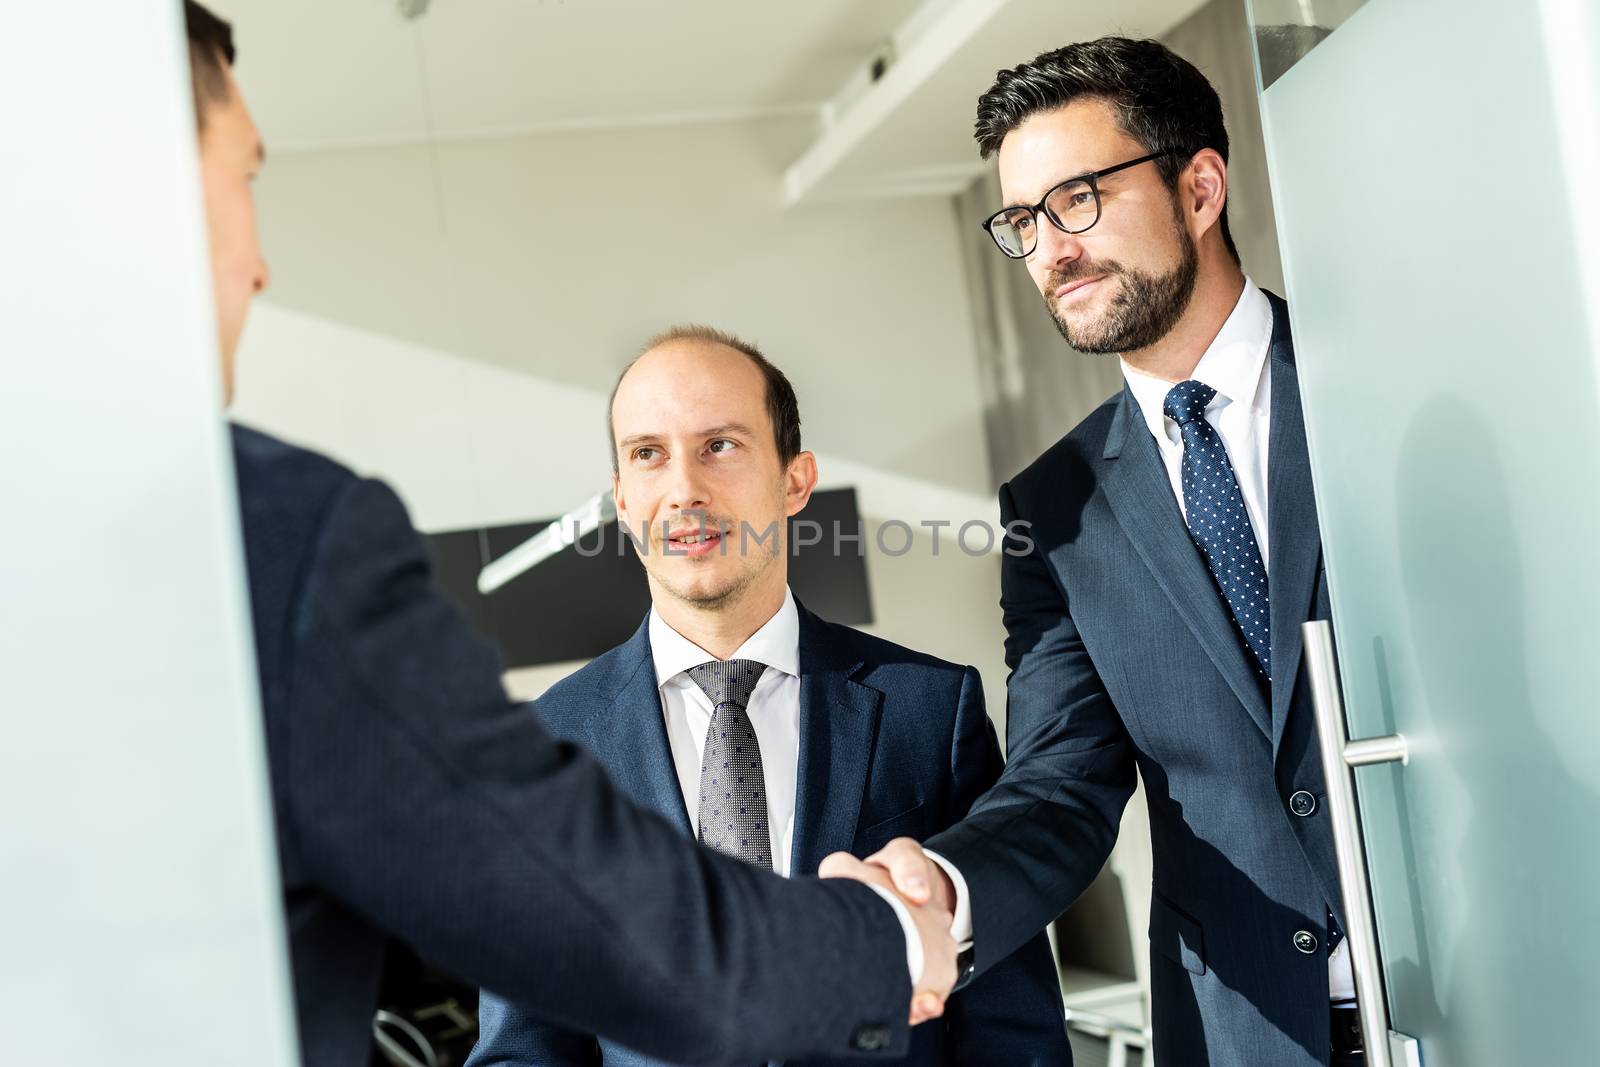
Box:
(470, 605, 1070, 1067)
(926, 294, 1345, 1067)
(231, 426, 919, 1067)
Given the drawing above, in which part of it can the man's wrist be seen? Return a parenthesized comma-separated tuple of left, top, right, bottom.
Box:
(863, 883, 924, 983)
(923, 850, 974, 948)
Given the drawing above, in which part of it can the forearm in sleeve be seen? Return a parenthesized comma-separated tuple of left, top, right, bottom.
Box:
(285, 478, 913, 1064)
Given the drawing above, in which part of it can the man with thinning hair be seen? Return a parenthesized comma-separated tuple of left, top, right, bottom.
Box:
(469, 326, 1069, 1067)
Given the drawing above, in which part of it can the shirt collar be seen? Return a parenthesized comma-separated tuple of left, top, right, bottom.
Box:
(1120, 277, 1273, 441)
(648, 587, 800, 690)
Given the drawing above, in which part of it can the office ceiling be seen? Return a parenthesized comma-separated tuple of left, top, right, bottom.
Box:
(214, 0, 927, 151)
(214, 0, 1212, 156)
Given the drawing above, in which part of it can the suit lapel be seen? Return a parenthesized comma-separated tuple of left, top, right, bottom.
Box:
(789, 608, 883, 876)
(1263, 294, 1324, 760)
(589, 619, 694, 838)
(1101, 386, 1273, 740)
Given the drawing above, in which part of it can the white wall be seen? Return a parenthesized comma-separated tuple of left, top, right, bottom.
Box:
(248, 114, 995, 499)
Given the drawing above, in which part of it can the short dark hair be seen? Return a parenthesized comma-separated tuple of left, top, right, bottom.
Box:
(975, 36, 1239, 263)
(184, 0, 237, 131)
(608, 325, 803, 472)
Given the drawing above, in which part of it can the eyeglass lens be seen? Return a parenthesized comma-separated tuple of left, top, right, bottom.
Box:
(987, 178, 1100, 257)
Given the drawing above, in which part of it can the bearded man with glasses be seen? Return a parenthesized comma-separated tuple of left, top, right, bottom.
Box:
(824, 36, 1363, 1067)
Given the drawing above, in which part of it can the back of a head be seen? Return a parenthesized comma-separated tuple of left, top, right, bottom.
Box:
(184, 0, 237, 130)
(974, 36, 1238, 262)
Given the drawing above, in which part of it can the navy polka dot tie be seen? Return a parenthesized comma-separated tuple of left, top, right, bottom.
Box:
(1163, 380, 1271, 680)
(686, 659, 772, 870)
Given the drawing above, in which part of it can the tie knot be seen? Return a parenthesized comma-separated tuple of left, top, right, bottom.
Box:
(686, 658, 766, 710)
(1162, 379, 1217, 427)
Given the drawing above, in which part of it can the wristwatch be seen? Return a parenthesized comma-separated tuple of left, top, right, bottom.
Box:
(952, 944, 977, 991)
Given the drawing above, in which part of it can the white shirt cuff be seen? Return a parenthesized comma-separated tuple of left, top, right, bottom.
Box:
(924, 850, 974, 947)
(864, 883, 924, 983)
(1329, 937, 1357, 1002)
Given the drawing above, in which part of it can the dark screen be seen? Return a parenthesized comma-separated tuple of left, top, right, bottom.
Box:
(426, 488, 873, 667)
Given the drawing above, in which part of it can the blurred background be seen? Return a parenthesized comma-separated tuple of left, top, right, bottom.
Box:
(216, 1, 1289, 1062)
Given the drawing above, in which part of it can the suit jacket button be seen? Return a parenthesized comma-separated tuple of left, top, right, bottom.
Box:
(1294, 929, 1320, 954)
(850, 1023, 892, 1052)
(1289, 790, 1317, 817)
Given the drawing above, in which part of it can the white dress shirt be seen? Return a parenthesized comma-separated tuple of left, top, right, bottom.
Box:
(649, 588, 925, 981)
(1120, 277, 1274, 568)
(935, 279, 1356, 1002)
(649, 590, 802, 875)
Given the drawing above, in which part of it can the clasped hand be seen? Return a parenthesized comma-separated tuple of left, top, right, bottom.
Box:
(818, 837, 959, 1027)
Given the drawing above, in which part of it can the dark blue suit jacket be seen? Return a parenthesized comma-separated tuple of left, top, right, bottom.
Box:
(469, 605, 1070, 1067)
(926, 294, 1344, 1067)
(231, 426, 919, 1067)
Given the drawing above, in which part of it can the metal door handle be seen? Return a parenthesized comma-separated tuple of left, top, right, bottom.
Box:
(1302, 620, 1422, 1067)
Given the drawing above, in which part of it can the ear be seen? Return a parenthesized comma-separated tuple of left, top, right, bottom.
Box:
(612, 470, 628, 527)
(613, 471, 649, 555)
(1183, 148, 1228, 244)
(783, 451, 819, 518)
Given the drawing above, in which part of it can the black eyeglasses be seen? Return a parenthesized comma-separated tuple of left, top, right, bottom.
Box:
(980, 150, 1176, 259)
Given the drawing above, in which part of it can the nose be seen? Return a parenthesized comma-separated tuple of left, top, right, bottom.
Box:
(254, 255, 271, 295)
(1032, 216, 1084, 270)
(663, 456, 711, 516)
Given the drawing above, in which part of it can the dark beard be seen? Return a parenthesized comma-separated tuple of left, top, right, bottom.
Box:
(1045, 221, 1199, 355)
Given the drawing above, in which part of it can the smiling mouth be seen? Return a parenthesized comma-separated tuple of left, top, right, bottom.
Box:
(1055, 276, 1106, 301)
(664, 527, 725, 555)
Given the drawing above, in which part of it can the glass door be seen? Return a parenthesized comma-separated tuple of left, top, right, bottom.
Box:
(1248, 0, 1600, 1063)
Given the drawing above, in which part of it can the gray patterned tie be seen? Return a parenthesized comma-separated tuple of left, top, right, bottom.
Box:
(686, 659, 772, 870)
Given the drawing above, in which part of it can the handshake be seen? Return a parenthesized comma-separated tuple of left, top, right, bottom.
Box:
(819, 839, 962, 1027)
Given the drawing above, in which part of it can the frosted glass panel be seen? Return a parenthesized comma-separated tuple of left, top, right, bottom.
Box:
(0, 3, 298, 1065)
(1254, 0, 1600, 1062)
